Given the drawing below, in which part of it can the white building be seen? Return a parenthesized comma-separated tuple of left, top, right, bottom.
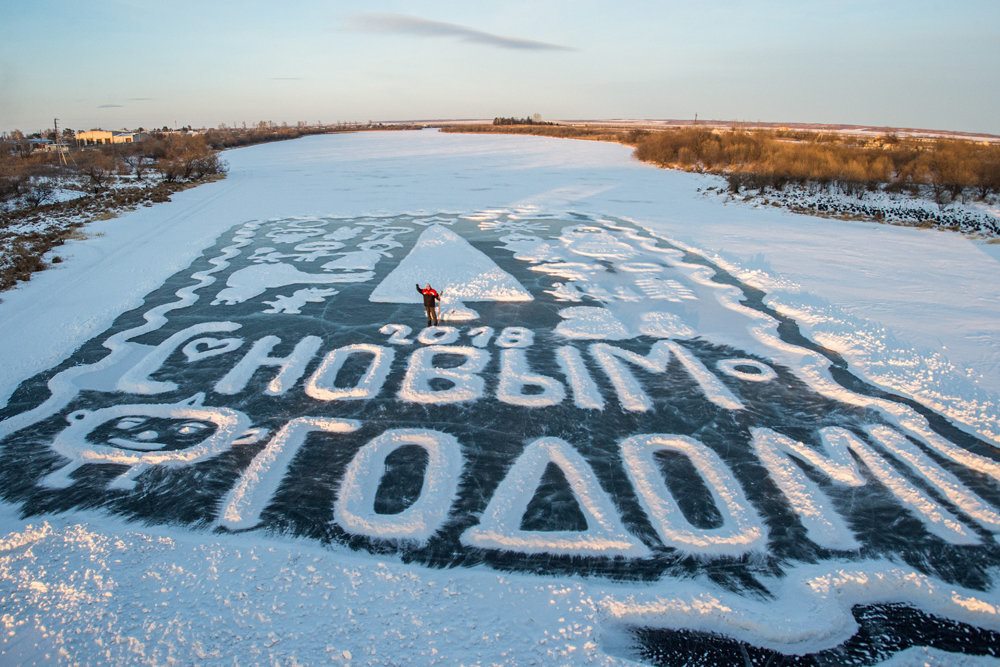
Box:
(76, 130, 145, 146)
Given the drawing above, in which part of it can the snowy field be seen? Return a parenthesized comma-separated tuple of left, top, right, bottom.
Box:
(0, 130, 998, 664)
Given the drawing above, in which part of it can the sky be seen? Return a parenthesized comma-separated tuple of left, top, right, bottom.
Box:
(2, 0, 999, 134)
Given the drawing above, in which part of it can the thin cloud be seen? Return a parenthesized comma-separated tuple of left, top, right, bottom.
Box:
(349, 13, 575, 52)
(270, 76, 303, 81)
(98, 104, 124, 108)
(127, 97, 153, 101)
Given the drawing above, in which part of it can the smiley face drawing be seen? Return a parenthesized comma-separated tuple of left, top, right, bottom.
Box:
(40, 393, 265, 491)
(95, 415, 218, 452)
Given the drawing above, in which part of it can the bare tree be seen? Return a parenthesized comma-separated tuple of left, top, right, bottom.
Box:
(974, 154, 1000, 200)
(22, 178, 56, 209)
(77, 150, 118, 194)
(157, 135, 226, 182)
(0, 158, 27, 206)
(926, 143, 973, 209)
(121, 143, 155, 181)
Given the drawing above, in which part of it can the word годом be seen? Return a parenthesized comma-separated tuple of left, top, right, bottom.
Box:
(211, 417, 994, 556)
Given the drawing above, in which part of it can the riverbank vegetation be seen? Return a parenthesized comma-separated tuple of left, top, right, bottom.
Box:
(0, 133, 228, 290)
(633, 127, 1000, 205)
(0, 123, 420, 291)
(441, 123, 633, 143)
(443, 123, 1000, 210)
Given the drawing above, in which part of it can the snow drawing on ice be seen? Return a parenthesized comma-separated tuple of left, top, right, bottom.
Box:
(460, 436, 650, 557)
(0, 210, 998, 662)
(212, 262, 373, 305)
(369, 224, 532, 321)
(262, 287, 338, 314)
(39, 393, 266, 491)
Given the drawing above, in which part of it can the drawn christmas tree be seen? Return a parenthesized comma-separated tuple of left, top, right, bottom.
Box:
(369, 225, 532, 321)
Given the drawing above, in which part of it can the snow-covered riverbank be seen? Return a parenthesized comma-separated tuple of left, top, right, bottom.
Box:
(713, 182, 1000, 236)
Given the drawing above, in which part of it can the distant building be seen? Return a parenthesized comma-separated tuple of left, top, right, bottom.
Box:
(159, 129, 203, 136)
(76, 130, 146, 146)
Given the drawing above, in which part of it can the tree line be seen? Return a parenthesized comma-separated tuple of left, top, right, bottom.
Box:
(492, 116, 554, 126)
(630, 128, 1000, 206)
(0, 132, 226, 211)
(1, 121, 421, 212)
(443, 124, 624, 141)
(201, 121, 403, 150)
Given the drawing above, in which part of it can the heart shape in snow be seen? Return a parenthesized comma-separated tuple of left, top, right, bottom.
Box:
(182, 337, 244, 362)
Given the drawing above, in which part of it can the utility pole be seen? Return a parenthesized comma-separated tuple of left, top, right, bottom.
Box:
(54, 117, 68, 165)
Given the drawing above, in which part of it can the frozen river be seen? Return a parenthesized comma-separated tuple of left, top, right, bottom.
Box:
(0, 130, 997, 664)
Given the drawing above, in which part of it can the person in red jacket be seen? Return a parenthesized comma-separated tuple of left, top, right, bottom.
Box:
(416, 283, 441, 326)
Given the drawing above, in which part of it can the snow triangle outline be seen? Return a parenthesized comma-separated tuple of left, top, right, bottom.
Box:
(460, 437, 651, 558)
(369, 225, 532, 303)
